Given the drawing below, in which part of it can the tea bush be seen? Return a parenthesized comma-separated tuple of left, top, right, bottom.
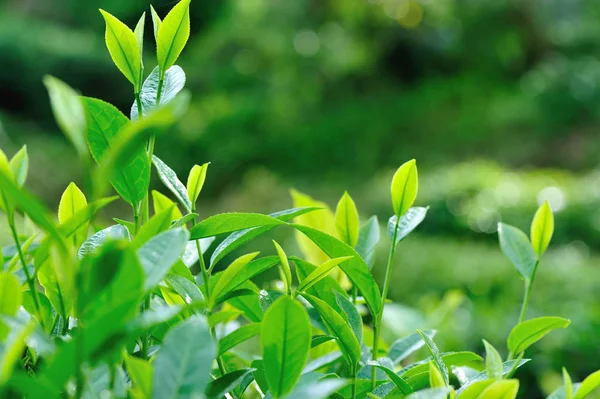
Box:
(0, 2, 599, 399)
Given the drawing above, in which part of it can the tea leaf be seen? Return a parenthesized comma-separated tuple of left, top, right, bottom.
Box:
(209, 252, 262, 307)
(457, 359, 530, 394)
(218, 323, 261, 355)
(58, 182, 88, 247)
(99, 9, 141, 88)
(573, 370, 600, 399)
(388, 206, 428, 244)
(335, 191, 359, 247)
(190, 212, 284, 239)
(497, 223, 538, 280)
(171, 212, 197, 228)
(83, 97, 149, 205)
(562, 368, 573, 399)
(0, 319, 35, 384)
(296, 256, 352, 293)
(78, 224, 130, 259)
(301, 293, 361, 367)
(391, 159, 418, 217)
(261, 295, 311, 398)
(205, 368, 254, 399)
(187, 162, 209, 205)
(132, 206, 175, 248)
(131, 65, 186, 120)
(281, 377, 348, 399)
(165, 274, 204, 303)
(0, 273, 21, 339)
(388, 330, 436, 365)
(43, 76, 88, 158)
(150, 5, 161, 40)
(21, 291, 53, 334)
(152, 155, 192, 212)
(156, 0, 191, 71)
(405, 387, 451, 399)
(152, 191, 182, 222)
(134, 12, 145, 61)
(457, 380, 494, 399)
(125, 355, 152, 398)
(400, 351, 483, 379)
(530, 201, 554, 257)
(478, 379, 519, 399)
(137, 227, 189, 291)
(417, 329, 449, 385)
(293, 257, 346, 313)
(334, 291, 363, 344)
(9, 146, 28, 187)
(483, 340, 503, 380)
(368, 361, 413, 394)
(290, 223, 382, 316)
(507, 316, 570, 355)
(355, 215, 380, 268)
(153, 316, 215, 398)
(209, 207, 319, 267)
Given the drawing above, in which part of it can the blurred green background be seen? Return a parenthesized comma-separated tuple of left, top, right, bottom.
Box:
(1, 0, 599, 397)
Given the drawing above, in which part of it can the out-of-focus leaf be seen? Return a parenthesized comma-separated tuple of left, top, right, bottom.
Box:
(186, 162, 209, 205)
(296, 256, 353, 293)
(388, 330, 436, 365)
(483, 340, 503, 380)
(335, 191, 359, 247)
(9, 146, 28, 187)
(218, 323, 261, 355)
(205, 368, 254, 399)
(573, 370, 600, 399)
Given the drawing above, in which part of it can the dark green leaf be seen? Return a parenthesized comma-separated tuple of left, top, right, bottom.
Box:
(190, 212, 284, 239)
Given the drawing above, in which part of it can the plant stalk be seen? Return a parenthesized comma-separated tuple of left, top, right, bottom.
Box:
(508, 260, 539, 360)
(8, 219, 45, 330)
(371, 215, 400, 389)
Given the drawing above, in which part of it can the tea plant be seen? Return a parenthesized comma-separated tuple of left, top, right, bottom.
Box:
(0, 2, 598, 398)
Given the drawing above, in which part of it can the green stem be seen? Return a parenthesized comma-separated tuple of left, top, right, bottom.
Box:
(351, 364, 357, 399)
(351, 285, 357, 305)
(508, 260, 539, 360)
(371, 215, 400, 389)
(8, 219, 45, 330)
(135, 92, 143, 120)
(506, 351, 524, 378)
(74, 329, 85, 399)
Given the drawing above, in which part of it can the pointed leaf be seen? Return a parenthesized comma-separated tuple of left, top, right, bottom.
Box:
(573, 370, 600, 399)
(157, 0, 191, 71)
(134, 12, 145, 61)
(131, 65, 186, 120)
(417, 329, 449, 385)
(531, 201, 554, 257)
(99, 9, 141, 88)
(209, 252, 265, 306)
(483, 340, 503, 380)
(293, 257, 346, 313)
(152, 155, 192, 212)
(218, 323, 261, 355)
(150, 5, 161, 40)
(498, 223, 537, 280)
(388, 330, 436, 365)
(153, 316, 215, 398)
(78, 224, 130, 259)
(261, 296, 311, 398)
(507, 316, 570, 354)
(457, 359, 530, 394)
(388, 206, 428, 244)
(190, 212, 284, 239)
(187, 162, 209, 205)
(355, 215, 380, 268)
(391, 159, 418, 217)
(296, 256, 352, 293)
(334, 291, 363, 344)
(273, 241, 292, 295)
(205, 368, 254, 399)
(479, 379, 519, 399)
(335, 191, 359, 247)
(9, 146, 28, 187)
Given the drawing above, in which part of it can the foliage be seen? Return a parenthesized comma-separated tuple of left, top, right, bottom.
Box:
(0, 3, 598, 399)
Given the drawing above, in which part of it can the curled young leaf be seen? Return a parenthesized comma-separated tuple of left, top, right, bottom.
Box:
(335, 191, 359, 247)
(150, 5, 161, 40)
(187, 162, 209, 206)
(390, 159, 418, 217)
(9, 146, 28, 188)
(530, 200, 554, 257)
(58, 182, 88, 247)
(272, 241, 292, 296)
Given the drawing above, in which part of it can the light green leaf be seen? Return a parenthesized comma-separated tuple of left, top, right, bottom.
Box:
(457, 359, 530, 395)
(301, 293, 362, 367)
(210, 255, 278, 307)
(83, 97, 149, 205)
(417, 329, 449, 385)
(388, 330, 436, 365)
(335, 191, 359, 247)
(497, 223, 538, 280)
(9, 146, 28, 187)
(99, 9, 141, 88)
(137, 227, 190, 291)
(457, 380, 495, 399)
(562, 368, 573, 399)
(153, 316, 215, 399)
(150, 5, 161, 40)
(272, 241, 293, 295)
(355, 215, 380, 268)
(261, 295, 311, 398)
(190, 212, 284, 239)
(293, 257, 346, 313)
(334, 291, 363, 344)
(483, 340, 503, 380)
(507, 316, 570, 354)
(21, 291, 53, 334)
(132, 206, 175, 248)
(134, 12, 145, 62)
(209, 207, 320, 267)
(530, 201, 554, 257)
(43, 76, 87, 158)
(406, 387, 451, 399)
(125, 355, 152, 399)
(429, 361, 446, 388)
(391, 159, 418, 217)
(573, 370, 600, 399)
(218, 323, 261, 355)
(479, 379, 519, 399)
(131, 65, 186, 120)
(368, 361, 413, 394)
(0, 273, 21, 339)
(152, 155, 192, 212)
(388, 206, 428, 244)
(156, 0, 191, 71)
(296, 256, 352, 293)
(77, 224, 130, 259)
(290, 223, 382, 317)
(0, 319, 35, 384)
(187, 162, 209, 205)
(205, 368, 254, 399)
(152, 191, 182, 222)
(58, 182, 88, 247)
